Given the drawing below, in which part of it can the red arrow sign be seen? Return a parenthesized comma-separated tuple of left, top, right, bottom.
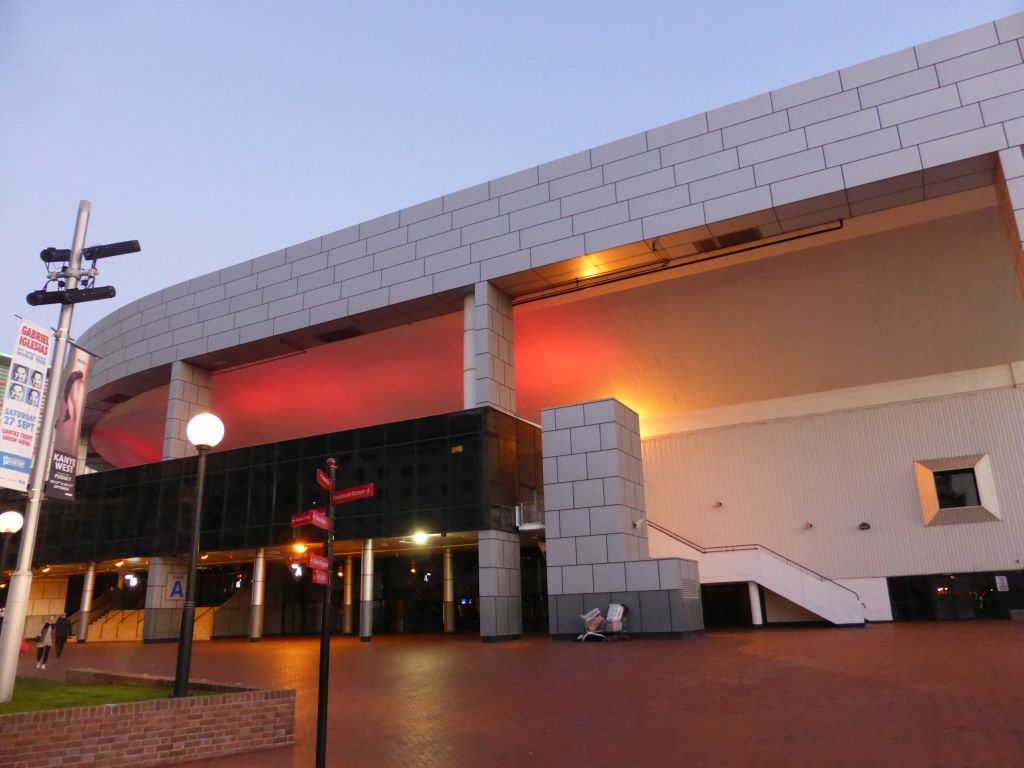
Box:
(307, 552, 329, 571)
(291, 509, 331, 529)
(316, 468, 331, 490)
(311, 569, 329, 585)
(332, 482, 375, 505)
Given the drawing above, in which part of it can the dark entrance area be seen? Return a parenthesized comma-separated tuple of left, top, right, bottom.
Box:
(701, 582, 753, 627)
(888, 571, 1024, 620)
(264, 547, 481, 636)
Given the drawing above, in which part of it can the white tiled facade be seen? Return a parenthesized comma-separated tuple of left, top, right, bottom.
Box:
(79, 13, 1024, 395)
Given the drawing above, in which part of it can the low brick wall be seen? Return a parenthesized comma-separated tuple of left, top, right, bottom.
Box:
(0, 670, 294, 768)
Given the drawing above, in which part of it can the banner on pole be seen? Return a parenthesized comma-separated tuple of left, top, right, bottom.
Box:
(45, 346, 91, 500)
(0, 320, 52, 492)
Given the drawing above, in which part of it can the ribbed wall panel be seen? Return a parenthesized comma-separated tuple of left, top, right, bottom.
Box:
(643, 387, 1024, 579)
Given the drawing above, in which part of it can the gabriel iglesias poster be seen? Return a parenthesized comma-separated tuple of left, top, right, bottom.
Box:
(0, 320, 51, 493)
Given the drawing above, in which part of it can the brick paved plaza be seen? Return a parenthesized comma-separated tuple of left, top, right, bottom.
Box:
(10, 623, 1024, 767)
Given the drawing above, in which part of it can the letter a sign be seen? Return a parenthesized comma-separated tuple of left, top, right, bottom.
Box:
(167, 573, 186, 600)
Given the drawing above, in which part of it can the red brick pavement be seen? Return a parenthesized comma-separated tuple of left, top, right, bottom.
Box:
(13, 623, 1024, 767)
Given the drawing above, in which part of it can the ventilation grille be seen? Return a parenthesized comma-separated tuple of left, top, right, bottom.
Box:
(317, 327, 364, 344)
(681, 577, 701, 600)
(693, 226, 763, 254)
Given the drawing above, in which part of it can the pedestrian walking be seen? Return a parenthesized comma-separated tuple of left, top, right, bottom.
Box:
(54, 612, 72, 658)
(36, 615, 56, 669)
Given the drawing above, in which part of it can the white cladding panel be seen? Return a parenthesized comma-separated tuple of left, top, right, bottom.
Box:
(643, 386, 1024, 579)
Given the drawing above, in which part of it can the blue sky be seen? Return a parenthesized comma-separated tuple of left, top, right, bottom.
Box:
(1, 1, 1021, 348)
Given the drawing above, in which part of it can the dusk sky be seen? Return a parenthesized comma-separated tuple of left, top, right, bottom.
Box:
(2, 1, 1020, 350)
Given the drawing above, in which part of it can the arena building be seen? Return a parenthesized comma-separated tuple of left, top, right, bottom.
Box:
(9, 13, 1024, 641)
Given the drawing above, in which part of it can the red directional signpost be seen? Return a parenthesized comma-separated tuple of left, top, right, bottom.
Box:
(289, 464, 377, 768)
(331, 482, 374, 505)
(314, 458, 336, 768)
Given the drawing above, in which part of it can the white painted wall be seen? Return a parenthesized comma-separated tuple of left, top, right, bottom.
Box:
(643, 385, 1024, 581)
(836, 577, 893, 621)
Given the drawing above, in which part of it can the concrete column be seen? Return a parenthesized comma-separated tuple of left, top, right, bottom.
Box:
(443, 547, 455, 633)
(76, 562, 96, 642)
(997, 146, 1024, 293)
(541, 398, 704, 638)
(462, 294, 475, 410)
(248, 547, 265, 642)
(143, 557, 187, 642)
(478, 530, 521, 642)
(342, 555, 354, 634)
(748, 582, 764, 626)
(463, 282, 515, 412)
(359, 540, 373, 642)
(162, 361, 212, 460)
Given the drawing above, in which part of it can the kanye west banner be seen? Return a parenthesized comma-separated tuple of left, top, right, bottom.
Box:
(44, 346, 91, 500)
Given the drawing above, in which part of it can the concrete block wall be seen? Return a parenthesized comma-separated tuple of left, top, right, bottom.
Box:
(478, 529, 521, 640)
(78, 13, 1024, 396)
(162, 361, 212, 459)
(542, 399, 702, 637)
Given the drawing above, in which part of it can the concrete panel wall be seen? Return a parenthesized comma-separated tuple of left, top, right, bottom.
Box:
(644, 386, 1024, 581)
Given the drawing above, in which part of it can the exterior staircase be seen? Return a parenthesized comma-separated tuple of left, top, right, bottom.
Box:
(647, 520, 865, 626)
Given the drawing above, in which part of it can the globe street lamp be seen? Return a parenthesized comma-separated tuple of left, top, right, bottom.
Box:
(172, 413, 224, 698)
(0, 511, 24, 583)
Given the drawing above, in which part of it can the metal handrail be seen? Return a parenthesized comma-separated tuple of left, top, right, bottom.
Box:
(646, 519, 860, 601)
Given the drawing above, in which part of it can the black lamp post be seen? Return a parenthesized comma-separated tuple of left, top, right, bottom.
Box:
(172, 413, 223, 698)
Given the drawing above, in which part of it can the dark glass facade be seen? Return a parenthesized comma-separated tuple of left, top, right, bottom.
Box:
(35, 407, 542, 565)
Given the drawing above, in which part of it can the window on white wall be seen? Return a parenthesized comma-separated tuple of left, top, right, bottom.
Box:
(914, 454, 999, 526)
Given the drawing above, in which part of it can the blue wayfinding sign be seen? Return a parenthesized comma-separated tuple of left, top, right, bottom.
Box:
(167, 574, 186, 600)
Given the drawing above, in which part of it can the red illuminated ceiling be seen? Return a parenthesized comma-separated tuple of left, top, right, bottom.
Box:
(89, 199, 1024, 468)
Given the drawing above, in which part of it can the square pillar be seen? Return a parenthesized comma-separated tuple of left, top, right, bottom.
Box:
(541, 398, 703, 638)
(163, 361, 212, 460)
(478, 530, 521, 641)
(997, 146, 1024, 294)
(464, 283, 515, 413)
(143, 557, 187, 642)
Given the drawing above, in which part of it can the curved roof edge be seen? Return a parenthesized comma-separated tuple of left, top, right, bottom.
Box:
(79, 13, 1024, 402)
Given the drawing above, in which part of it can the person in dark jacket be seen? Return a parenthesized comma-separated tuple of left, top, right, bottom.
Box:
(54, 613, 72, 658)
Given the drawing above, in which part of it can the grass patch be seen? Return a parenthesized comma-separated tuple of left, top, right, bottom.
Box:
(0, 677, 174, 714)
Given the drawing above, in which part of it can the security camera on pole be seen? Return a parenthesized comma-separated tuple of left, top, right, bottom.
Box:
(0, 201, 140, 703)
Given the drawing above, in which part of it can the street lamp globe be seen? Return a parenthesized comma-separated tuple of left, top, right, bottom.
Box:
(186, 413, 224, 449)
(0, 511, 24, 536)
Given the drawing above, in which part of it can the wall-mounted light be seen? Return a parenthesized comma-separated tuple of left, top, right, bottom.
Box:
(858, 522, 871, 531)
(412, 531, 428, 545)
(40, 565, 51, 574)
(712, 501, 723, 508)
(293, 543, 307, 554)
(804, 522, 814, 529)
(114, 560, 125, 567)
(200, 553, 209, 561)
